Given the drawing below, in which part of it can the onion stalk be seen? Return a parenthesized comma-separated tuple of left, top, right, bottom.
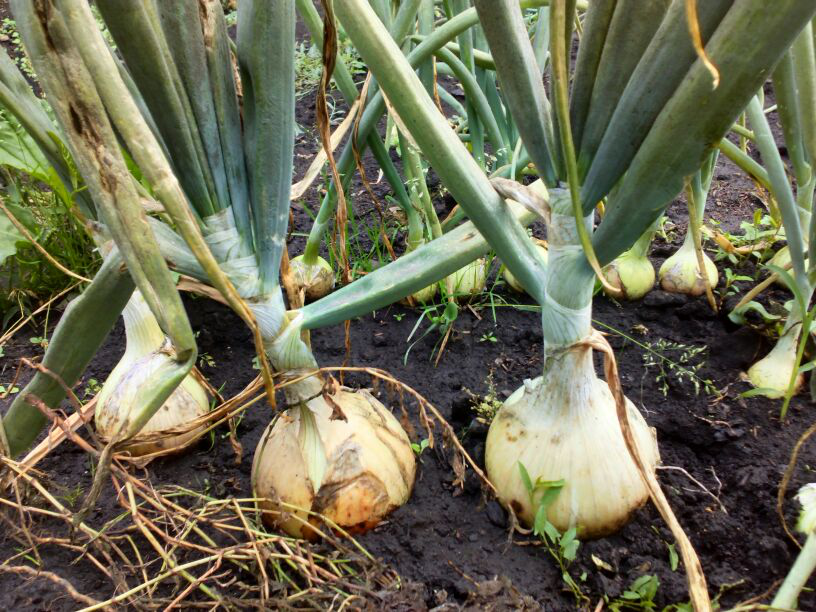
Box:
(742, 88, 815, 404)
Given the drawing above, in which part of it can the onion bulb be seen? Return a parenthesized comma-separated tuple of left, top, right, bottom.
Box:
(502, 241, 548, 294)
(747, 324, 804, 398)
(658, 235, 718, 296)
(603, 249, 655, 300)
(768, 247, 806, 289)
(448, 258, 488, 300)
(95, 292, 209, 456)
(485, 346, 659, 538)
(401, 281, 438, 306)
(252, 387, 416, 539)
(290, 254, 335, 301)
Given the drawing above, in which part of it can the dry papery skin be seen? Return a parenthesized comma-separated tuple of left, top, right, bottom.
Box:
(253, 387, 417, 539)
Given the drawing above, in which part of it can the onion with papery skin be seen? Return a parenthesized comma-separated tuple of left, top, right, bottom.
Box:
(658, 237, 718, 296)
(768, 247, 806, 288)
(252, 387, 416, 539)
(747, 324, 804, 398)
(290, 254, 335, 301)
(603, 249, 655, 300)
(95, 293, 209, 456)
(503, 242, 548, 294)
(485, 346, 659, 538)
(408, 281, 438, 305)
(448, 258, 488, 300)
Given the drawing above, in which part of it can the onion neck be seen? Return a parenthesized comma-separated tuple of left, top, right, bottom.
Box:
(122, 291, 167, 360)
(542, 193, 596, 352)
(298, 401, 327, 490)
(532, 346, 597, 420)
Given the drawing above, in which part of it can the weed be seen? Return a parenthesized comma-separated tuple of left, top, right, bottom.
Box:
(403, 300, 459, 364)
(710, 212, 779, 266)
(0, 18, 34, 80)
(0, 384, 19, 397)
(59, 483, 85, 509)
(464, 370, 503, 426)
(410, 438, 429, 455)
(198, 352, 216, 369)
(641, 339, 717, 397)
(0, 109, 99, 331)
(83, 377, 102, 399)
(717, 267, 753, 301)
(294, 33, 365, 99)
(28, 334, 46, 349)
(595, 321, 717, 397)
(478, 330, 497, 343)
(608, 575, 662, 611)
(518, 462, 588, 606)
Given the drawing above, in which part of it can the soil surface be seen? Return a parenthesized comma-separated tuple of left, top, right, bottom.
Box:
(1, 6, 815, 612)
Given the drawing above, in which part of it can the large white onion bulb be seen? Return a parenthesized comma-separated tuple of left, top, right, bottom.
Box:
(95, 292, 209, 456)
(485, 347, 659, 538)
(252, 388, 416, 539)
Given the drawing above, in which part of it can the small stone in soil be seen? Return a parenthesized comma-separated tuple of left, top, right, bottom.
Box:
(486, 500, 507, 528)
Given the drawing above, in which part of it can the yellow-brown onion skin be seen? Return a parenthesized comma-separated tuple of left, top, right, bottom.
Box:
(658, 241, 718, 296)
(602, 253, 655, 300)
(252, 388, 416, 539)
(95, 352, 210, 456)
(290, 255, 335, 302)
(485, 350, 659, 539)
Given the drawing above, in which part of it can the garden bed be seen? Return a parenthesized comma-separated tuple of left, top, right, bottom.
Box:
(2, 165, 815, 610)
(0, 5, 814, 610)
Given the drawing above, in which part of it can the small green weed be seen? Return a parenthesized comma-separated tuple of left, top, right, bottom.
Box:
(464, 371, 503, 427)
(410, 438, 429, 456)
(83, 377, 102, 399)
(641, 339, 717, 397)
(518, 462, 588, 606)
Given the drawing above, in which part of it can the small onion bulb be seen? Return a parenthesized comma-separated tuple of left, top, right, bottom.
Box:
(502, 242, 549, 294)
(401, 281, 438, 306)
(290, 254, 335, 301)
(658, 238, 718, 296)
(95, 293, 209, 456)
(485, 347, 659, 538)
(448, 258, 488, 301)
(252, 388, 416, 539)
(603, 250, 655, 300)
(768, 247, 806, 289)
(747, 325, 804, 399)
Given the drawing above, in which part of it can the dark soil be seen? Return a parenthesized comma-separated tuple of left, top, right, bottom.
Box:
(0, 6, 814, 612)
